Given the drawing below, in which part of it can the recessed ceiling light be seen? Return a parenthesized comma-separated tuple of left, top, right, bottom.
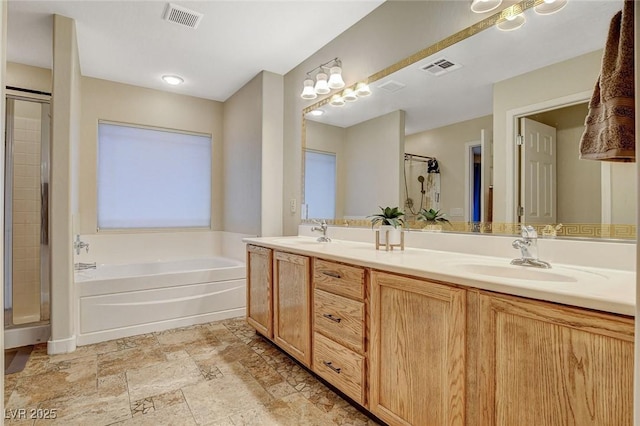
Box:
(162, 75, 184, 85)
(497, 13, 526, 31)
(534, 0, 567, 15)
(309, 109, 325, 116)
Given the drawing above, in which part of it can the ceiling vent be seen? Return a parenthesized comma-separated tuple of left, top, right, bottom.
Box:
(420, 58, 462, 76)
(378, 80, 406, 93)
(163, 3, 203, 29)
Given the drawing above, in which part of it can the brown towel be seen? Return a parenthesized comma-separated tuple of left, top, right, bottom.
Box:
(579, 0, 635, 162)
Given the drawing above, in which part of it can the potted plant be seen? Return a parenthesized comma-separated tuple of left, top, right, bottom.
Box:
(368, 206, 405, 244)
(417, 208, 450, 232)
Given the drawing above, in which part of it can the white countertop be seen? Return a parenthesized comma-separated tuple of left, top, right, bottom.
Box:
(244, 236, 636, 317)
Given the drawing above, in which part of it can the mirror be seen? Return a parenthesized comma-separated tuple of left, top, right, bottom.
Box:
(302, 0, 635, 239)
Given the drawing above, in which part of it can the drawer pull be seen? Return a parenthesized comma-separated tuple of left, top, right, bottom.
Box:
(321, 270, 342, 279)
(323, 313, 342, 323)
(323, 361, 341, 374)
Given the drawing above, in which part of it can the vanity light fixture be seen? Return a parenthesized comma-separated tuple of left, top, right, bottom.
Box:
(162, 74, 184, 85)
(534, 0, 568, 15)
(470, 0, 502, 14)
(497, 12, 526, 31)
(300, 58, 345, 99)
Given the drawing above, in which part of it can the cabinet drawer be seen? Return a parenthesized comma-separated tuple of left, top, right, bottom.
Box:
(314, 259, 365, 301)
(314, 289, 364, 353)
(313, 332, 365, 405)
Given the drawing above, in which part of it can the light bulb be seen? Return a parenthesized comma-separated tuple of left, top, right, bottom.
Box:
(327, 67, 345, 89)
(309, 109, 324, 116)
(329, 94, 345, 107)
(162, 75, 184, 85)
(355, 82, 371, 97)
(314, 73, 330, 95)
(342, 88, 358, 102)
(300, 79, 317, 100)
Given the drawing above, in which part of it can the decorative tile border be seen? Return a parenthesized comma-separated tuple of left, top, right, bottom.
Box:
(301, 219, 636, 240)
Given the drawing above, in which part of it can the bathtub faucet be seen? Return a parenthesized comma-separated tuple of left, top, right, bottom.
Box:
(74, 262, 96, 271)
(74, 234, 90, 255)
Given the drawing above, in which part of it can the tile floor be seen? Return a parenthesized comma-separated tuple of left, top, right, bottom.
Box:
(4, 317, 380, 425)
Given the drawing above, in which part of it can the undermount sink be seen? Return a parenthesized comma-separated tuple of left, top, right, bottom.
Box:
(458, 264, 578, 283)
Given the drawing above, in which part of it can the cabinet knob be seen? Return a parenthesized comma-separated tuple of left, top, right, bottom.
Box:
(323, 361, 342, 374)
(322, 313, 342, 323)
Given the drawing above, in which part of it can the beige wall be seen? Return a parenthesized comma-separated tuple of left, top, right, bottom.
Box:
(78, 77, 224, 235)
(1, 1, 7, 408)
(609, 162, 636, 225)
(343, 110, 404, 217)
(223, 73, 262, 235)
(50, 14, 81, 352)
(283, 1, 488, 235)
(7, 62, 51, 93)
(405, 114, 493, 221)
(492, 50, 602, 222)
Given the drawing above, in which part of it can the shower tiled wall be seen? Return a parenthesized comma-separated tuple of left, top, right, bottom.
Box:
(11, 115, 41, 324)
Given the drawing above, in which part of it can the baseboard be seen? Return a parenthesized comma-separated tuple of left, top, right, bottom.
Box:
(4, 324, 50, 350)
(47, 334, 77, 354)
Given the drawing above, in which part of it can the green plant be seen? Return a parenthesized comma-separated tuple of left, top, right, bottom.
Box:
(417, 208, 451, 225)
(368, 206, 405, 229)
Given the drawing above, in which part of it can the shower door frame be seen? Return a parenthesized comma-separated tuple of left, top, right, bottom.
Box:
(4, 91, 51, 333)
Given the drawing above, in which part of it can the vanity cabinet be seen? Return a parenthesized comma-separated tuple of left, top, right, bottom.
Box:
(369, 271, 467, 426)
(246, 245, 273, 338)
(312, 259, 367, 405)
(273, 251, 312, 367)
(478, 292, 634, 426)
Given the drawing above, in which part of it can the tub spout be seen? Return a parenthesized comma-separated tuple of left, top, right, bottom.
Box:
(74, 262, 96, 271)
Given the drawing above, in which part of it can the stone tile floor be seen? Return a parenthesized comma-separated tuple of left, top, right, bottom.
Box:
(4, 317, 380, 425)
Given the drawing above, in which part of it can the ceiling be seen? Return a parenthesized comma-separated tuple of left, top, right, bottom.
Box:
(306, 0, 622, 135)
(7, 0, 385, 101)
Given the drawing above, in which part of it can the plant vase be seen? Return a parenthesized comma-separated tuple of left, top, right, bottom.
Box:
(379, 225, 402, 245)
(422, 223, 443, 232)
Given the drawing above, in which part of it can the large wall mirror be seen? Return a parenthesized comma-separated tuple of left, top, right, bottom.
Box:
(301, 0, 635, 240)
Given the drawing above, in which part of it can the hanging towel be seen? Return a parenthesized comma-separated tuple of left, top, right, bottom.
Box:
(579, 0, 635, 162)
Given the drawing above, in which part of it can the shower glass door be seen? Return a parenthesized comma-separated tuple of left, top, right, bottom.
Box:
(4, 96, 50, 330)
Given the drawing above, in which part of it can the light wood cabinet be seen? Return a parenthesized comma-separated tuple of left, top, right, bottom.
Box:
(246, 245, 273, 338)
(478, 292, 634, 426)
(273, 251, 311, 367)
(312, 259, 368, 405)
(369, 271, 467, 426)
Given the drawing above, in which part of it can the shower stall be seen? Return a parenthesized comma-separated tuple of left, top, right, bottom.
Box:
(403, 153, 441, 219)
(4, 92, 51, 348)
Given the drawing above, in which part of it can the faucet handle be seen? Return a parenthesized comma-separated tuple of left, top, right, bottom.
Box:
(521, 225, 537, 239)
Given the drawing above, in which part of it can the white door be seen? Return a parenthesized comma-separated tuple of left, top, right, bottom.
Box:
(519, 118, 557, 224)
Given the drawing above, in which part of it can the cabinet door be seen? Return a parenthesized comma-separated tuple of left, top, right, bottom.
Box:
(274, 251, 311, 367)
(246, 245, 273, 338)
(370, 271, 466, 426)
(478, 292, 634, 426)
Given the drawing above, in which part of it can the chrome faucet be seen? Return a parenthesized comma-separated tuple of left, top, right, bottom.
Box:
(74, 234, 90, 255)
(511, 225, 551, 269)
(311, 220, 331, 242)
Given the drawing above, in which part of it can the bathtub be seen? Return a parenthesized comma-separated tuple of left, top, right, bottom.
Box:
(75, 257, 246, 345)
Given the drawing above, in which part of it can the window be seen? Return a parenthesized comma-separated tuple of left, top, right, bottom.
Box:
(304, 150, 336, 219)
(97, 122, 211, 229)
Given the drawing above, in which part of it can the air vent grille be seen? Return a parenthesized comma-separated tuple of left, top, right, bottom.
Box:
(163, 3, 203, 29)
(420, 58, 462, 76)
(378, 80, 406, 93)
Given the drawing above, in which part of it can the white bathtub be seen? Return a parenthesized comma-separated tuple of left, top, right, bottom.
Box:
(75, 257, 246, 345)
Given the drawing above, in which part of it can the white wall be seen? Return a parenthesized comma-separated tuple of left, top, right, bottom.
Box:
(7, 62, 51, 93)
(343, 110, 404, 217)
(0, 0, 7, 413)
